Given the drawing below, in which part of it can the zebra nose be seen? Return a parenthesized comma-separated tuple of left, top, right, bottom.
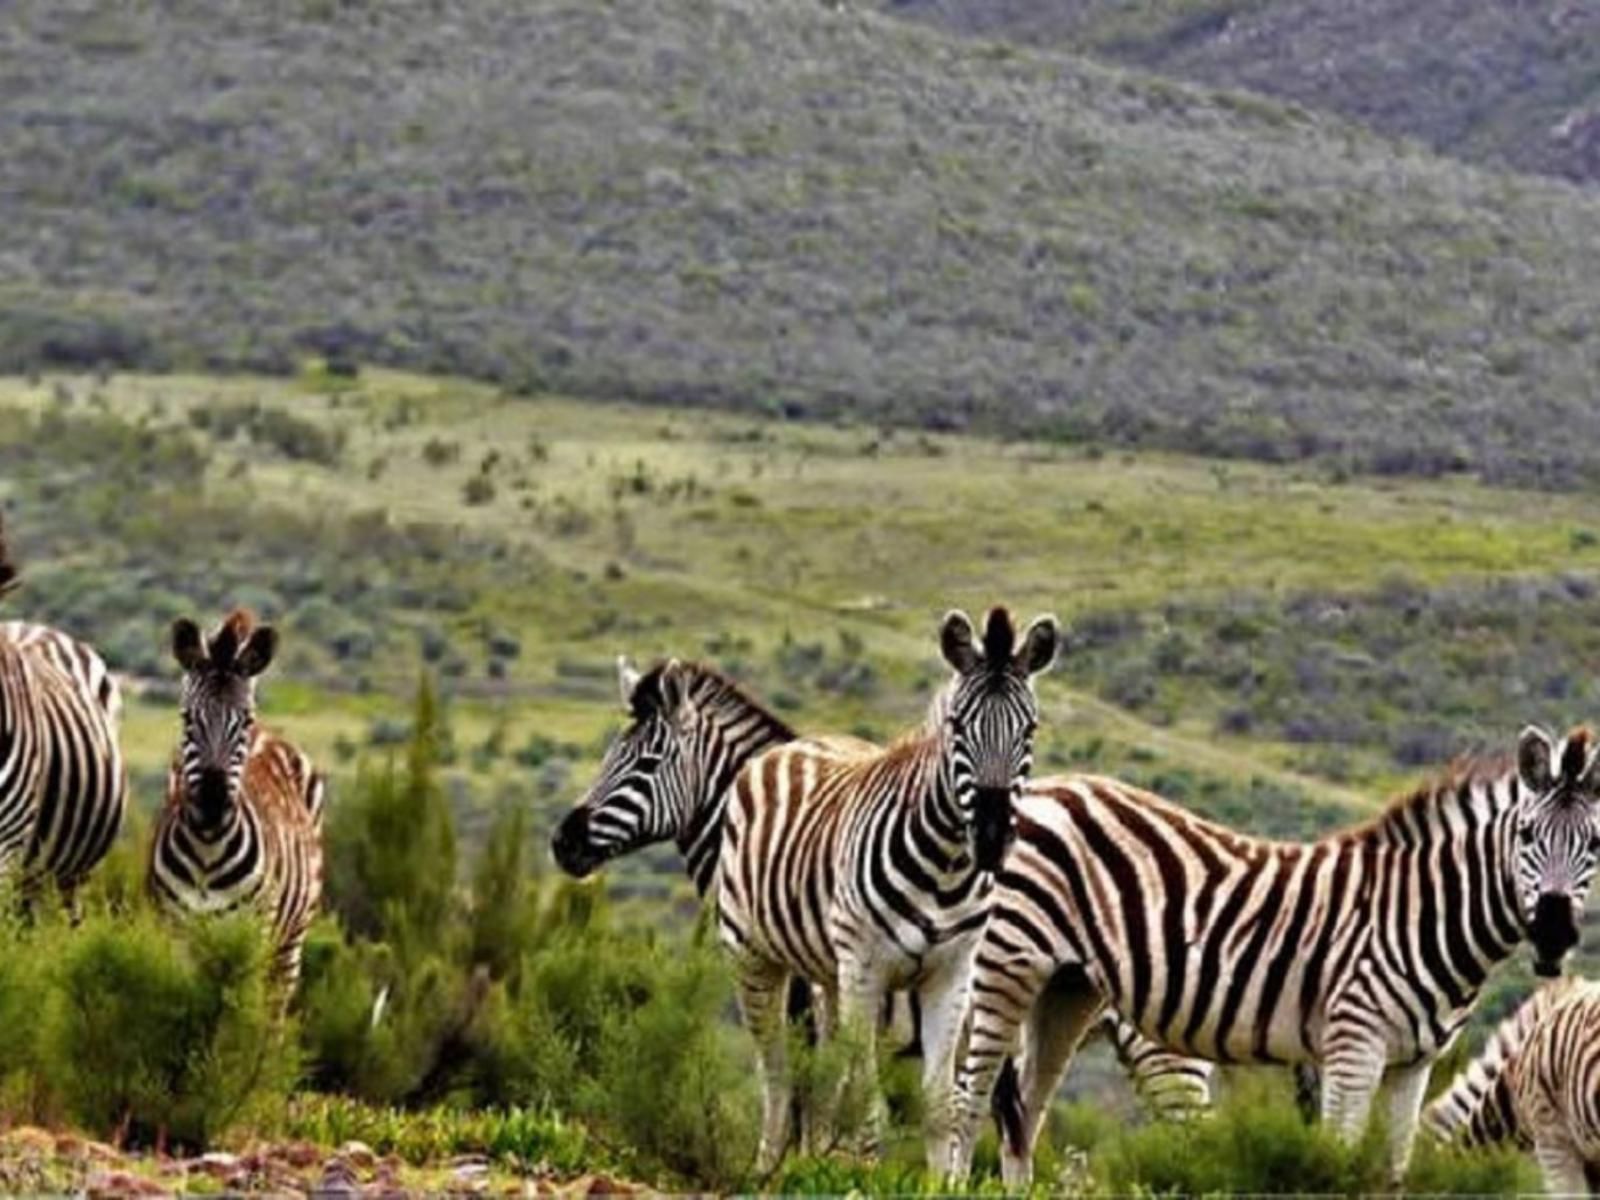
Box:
(192, 768, 231, 828)
(971, 786, 1016, 873)
(551, 809, 598, 877)
(1530, 892, 1581, 975)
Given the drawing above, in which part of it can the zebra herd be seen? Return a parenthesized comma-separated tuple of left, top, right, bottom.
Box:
(0, 518, 323, 1006)
(554, 605, 1600, 1193)
(8, 481, 1600, 1191)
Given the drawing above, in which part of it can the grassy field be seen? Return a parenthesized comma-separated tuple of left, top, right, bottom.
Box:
(8, 0, 1600, 485)
(8, 366, 1600, 847)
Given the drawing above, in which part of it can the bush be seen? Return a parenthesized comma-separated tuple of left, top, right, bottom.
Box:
(1094, 1078, 1388, 1195)
(326, 679, 457, 953)
(50, 910, 295, 1149)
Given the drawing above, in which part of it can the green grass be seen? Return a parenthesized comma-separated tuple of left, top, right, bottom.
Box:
(15, 368, 1600, 825)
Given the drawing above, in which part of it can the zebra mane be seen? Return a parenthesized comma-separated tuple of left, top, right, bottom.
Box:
(1356, 749, 1517, 838)
(630, 660, 796, 741)
(0, 514, 18, 597)
(876, 680, 956, 789)
(207, 608, 259, 671)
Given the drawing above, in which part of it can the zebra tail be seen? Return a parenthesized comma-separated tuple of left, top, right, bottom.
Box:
(992, 1056, 1025, 1156)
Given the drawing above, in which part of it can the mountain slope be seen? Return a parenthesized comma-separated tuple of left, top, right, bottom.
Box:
(6, 0, 1600, 485)
(888, 0, 1600, 184)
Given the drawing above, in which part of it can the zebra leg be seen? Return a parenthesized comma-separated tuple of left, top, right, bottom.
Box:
(735, 956, 796, 1174)
(947, 952, 1058, 1185)
(1320, 1033, 1387, 1145)
(1532, 1137, 1588, 1196)
(1100, 1013, 1214, 1120)
(1379, 1060, 1431, 1183)
(1293, 1062, 1322, 1124)
(914, 953, 975, 1178)
(835, 954, 888, 1161)
(1004, 969, 1105, 1188)
(799, 980, 839, 1156)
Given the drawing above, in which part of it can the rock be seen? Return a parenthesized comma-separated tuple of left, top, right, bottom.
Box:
(194, 1151, 241, 1179)
(280, 1141, 322, 1169)
(337, 1140, 377, 1171)
(5, 1126, 54, 1155)
(86, 1169, 170, 1198)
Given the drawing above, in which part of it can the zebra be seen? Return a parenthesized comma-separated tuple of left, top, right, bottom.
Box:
(945, 723, 1600, 1186)
(551, 656, 797, 895)
(1427, 977, 1600, 1194)
(148, 610, 325, 1001)
(716, 606, 1058, 1173)
(552, 653, 1212, 1151)
(0, 519, 126, 904)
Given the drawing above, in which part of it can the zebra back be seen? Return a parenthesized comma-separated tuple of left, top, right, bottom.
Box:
(0, 622, 126, 895)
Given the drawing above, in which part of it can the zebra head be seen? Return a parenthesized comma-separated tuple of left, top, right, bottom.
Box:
(552, 657, 698, 878)
(939, 607, 1059, 872)
(1513, 724, 1600, 977)
(170, 610, 277, 836)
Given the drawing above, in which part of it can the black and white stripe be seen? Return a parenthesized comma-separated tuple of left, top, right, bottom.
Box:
(555, 652, 1205, 1151)
(0, 525, 126, 904)
(717, 607, 1057, 1174)
(948, 724, 1600, 1186)
(1426, 977, 1600, 1193)
(1433, 979, 1600, 1196)
(149, 612, 324, 1001)
(552, 656, 796, 895)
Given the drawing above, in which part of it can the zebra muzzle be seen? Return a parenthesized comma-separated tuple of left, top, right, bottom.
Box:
(971, 787, 1016, 873)
(551, 808, 605, 877)
(1530, 891, 1581, 975)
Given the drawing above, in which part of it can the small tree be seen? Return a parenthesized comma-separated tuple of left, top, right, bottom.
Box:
(325, 677, 457, 960)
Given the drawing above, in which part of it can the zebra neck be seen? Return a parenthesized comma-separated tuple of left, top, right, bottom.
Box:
(1361, 772, 1525, 992)
(928, 751, 969, 846)
(680, 714, 796, 898)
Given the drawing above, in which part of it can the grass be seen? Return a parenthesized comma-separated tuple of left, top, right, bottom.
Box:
(8, 365, 1600, 864)
(7, 0, 1600, 483)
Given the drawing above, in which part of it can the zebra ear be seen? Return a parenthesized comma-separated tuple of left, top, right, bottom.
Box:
(617, 656, 643, 710)
(1519, 725, 1556, 795)
(658, 658, 690, 719)
(171, 618, 207, 671)
(940, 610, 980, 673)
(1560, 726, 1600, 794)
(1016, 615, 1060, 677)
(236, 625, 278, 677)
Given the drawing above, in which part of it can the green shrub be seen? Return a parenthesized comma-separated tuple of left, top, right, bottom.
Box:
(325, 678, 457, 955)
(581, 937, 758, 1187)
(50, 910, 295, 1149)
(1093, 1077, 1387, 1195)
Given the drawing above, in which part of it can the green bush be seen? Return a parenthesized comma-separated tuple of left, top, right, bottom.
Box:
(50, 910, 295, 1149)
(1095, 1080, 1388, 1195)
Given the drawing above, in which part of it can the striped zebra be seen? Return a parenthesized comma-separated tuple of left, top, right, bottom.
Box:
(717, 607, 1058, 1173)
(946, 724, 1600, 1185)
(148, 610, 325, 1001)
(1427, 977, 1600, 1194)
(553, 654, 1211, 1151)
(0, 520, 126, 904)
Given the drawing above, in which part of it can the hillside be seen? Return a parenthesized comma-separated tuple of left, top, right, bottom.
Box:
(8, 0, 1600, 485)
(12, 366, 1600, 871)
(888, 0, 1600, 185)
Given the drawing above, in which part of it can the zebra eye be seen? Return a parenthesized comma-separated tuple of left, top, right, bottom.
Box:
(1519, 824, 1536, 845)
(1588, 833, 1600, 855)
